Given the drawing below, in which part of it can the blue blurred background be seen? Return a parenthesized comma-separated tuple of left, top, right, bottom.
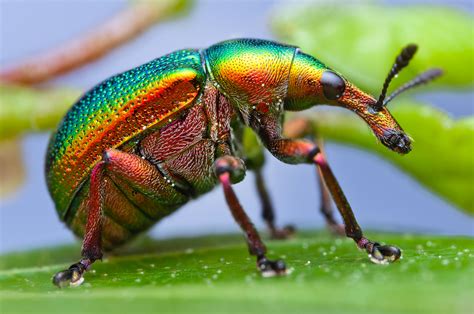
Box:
(1, 0, 473, 253)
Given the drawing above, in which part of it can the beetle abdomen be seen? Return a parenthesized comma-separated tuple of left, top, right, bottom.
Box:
(46, 49, 206, 220)
(139, 101, 218, 196)
(66, 166, 188, 250)
(63, 85, 236, 249)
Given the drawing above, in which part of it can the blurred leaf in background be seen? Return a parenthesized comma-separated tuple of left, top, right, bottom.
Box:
(272, 0, 474, 94)
(0, 85, 81, 140)
(0, 85, 81, 198)
(273, 0, 474, 214)
(286, 103, 474, 214)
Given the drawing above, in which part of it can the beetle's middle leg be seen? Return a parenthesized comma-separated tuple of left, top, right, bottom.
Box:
(214, 155, 287, 276)
(254, 168, 295, 239)
(242, 128, 295, 239)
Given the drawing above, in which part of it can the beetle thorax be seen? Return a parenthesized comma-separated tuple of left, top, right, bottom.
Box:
(203, 39, 297, 124)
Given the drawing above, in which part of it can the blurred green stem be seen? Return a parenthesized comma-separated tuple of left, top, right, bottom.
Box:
(0, 139, 25, 198)
(0, 0, 192, 85)
(0, 84, 81, 140)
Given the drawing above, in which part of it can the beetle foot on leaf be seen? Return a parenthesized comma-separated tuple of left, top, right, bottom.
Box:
(257, 256, 287, 277)
(270, 224, 296, 240)
(52, 262, 87, 288)
(364, 241, 402, 265)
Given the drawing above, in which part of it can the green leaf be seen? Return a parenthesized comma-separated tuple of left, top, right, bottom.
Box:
(0, 84, 81, 141)
(242, 127, 266, 169)
(0, 232, 472, 314)
(272, 1, 474, 94)
(296, 102, 474, 214)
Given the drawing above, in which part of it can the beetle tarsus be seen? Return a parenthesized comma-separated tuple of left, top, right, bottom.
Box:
(52, 261, 89, 288)
(358, 239, 402, 264)
(269, 224, 295, 240)
(257, 256, 287, 277)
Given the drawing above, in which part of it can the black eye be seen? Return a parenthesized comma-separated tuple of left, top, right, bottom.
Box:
(321, 71, 346, 100)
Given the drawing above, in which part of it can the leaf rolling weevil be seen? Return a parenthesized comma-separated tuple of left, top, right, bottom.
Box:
(46, 39, 441, 287)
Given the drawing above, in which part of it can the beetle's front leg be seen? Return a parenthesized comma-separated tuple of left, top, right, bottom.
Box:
(52, 161, 105, 288)
(214, 156, 287, 276)
(283, 117, 344, 236)
(259, 119, 401, 264)
(311, 147, 401, 264)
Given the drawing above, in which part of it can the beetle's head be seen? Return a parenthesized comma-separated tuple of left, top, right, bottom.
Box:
(285, 45, 442, 154)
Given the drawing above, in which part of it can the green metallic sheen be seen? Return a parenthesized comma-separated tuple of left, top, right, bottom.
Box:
(46, 49, 205, 219)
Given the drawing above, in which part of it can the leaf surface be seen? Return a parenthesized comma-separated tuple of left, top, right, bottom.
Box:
(1, 232, 473, 314)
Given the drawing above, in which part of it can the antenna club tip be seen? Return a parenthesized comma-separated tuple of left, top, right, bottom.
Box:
(430, 68, 444, 77)
(406, 43, 418, 50)
(402, 44, 418, 59)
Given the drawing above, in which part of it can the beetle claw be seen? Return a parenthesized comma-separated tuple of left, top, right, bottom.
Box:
(52, 266, 85, 288)
(367, 243, 402, 265)
(257, 257, 287, 277)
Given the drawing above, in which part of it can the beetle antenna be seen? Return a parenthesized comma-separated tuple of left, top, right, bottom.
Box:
(382, 68, 443, 106)
(374, 44, 418, 111)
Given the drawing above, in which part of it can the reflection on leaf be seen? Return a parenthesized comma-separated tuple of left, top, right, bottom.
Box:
(289, 103, 474, 215)
(272, 1, 474, 94)
(0, 232, 472, 313)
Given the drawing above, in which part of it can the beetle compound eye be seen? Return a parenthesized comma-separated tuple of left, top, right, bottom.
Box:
(321, 71, 346, 100)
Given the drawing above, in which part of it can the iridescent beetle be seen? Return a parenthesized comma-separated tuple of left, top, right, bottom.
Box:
(46, 39, 441, 287)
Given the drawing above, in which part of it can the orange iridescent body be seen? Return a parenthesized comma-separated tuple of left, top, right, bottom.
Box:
(47, 39, 440, 287)
(46, 49, 204, 219)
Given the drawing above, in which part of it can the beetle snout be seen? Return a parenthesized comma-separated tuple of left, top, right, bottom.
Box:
(380, 130, 412, 154)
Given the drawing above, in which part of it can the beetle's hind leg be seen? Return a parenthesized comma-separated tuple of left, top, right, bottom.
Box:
(283, 117, 344, 236)
(313, 150, 401, 264)
(254, 168, 295, 239)
(242, 128, 295, 239)
(314, 142, 345, 236)
(215, 156, 287, 277)
(53, 162, 106, 288)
